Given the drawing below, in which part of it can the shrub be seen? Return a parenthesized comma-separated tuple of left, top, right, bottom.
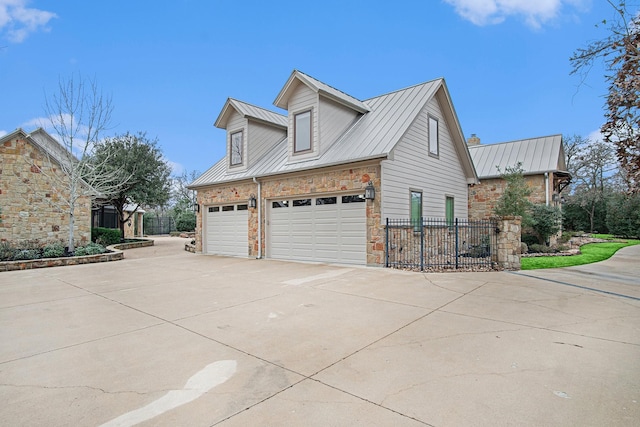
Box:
(529, 204, 562, 245)
(521, 234, 538, 247)
(13, 249, 40, 260)
(521, 242, 528, 254)
(42, 242, 65, 258)
(493, 163, 533, 226)
(0, 241, 17, 261)
(175, 211, 196, 232)
(92, 227, 122, 246)
(528, 244, 556, 253)
(75, 242, 106, 256)
(606, 193, 640, 238)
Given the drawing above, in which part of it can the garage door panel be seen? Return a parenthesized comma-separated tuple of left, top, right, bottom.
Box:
(268, 195, 366, 265)
(205, 206, 248, 257)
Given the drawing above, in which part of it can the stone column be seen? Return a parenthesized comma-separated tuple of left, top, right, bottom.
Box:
(493, 215, 521, 270)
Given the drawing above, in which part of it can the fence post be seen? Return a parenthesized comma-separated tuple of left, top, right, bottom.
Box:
(455, 218, 459, 269)
(420, 217, 424, 271)
(385, 217, 389, 268)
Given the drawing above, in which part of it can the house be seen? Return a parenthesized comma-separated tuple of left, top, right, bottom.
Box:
(189, 70, 478, 266)
(0, 128, 92, 245)
(92, 204, 145, 238)
(467, 134, 571, 220)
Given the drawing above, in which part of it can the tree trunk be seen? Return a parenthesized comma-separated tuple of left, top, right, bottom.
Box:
(68, 211, 75, 253)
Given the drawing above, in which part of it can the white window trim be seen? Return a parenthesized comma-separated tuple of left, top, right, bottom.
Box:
(428, 115, 439, 158)
(293, 109, 313, 154)
(229, 129, 244, 167)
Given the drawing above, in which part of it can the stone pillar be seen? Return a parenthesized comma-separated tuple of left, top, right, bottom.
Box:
(493, 216, 521, 270)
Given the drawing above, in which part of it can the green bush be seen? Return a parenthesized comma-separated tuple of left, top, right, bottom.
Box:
(528, 244, 556, 254)
(175, 211, 196, 232)
(0, 241, 17, 261)
(13, 249, 40, 260)
(42, 242, 65, 258)
(92, 227, 122, 246)
(606, 193, 640, 238)
(529, 204, 562, 244)
(75, 242, 106, 256)
(521, 234, 538, 247)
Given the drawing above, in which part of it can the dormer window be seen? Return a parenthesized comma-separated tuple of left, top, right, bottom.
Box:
(230, 130, 243, 166)
(294, 110, 312, 153)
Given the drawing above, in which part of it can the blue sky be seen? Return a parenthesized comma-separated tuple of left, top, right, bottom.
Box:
(0, 0, 631, 176)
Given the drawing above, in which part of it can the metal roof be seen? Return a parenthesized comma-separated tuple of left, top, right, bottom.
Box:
(468, 134, 566, 178)
(274, 70, 370, 113)
(215, 98, 287, 129)
(190, 77, 479, 188)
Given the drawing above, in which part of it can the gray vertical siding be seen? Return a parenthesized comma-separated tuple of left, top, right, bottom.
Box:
(382, 97, 469, 220)
(287, 83, 319, 160)
(318, 97, 360, 154)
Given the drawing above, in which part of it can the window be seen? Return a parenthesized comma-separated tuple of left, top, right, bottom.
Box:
(446, 196, 454, 226)
(237, 204, 248, 211)
(410, 191, 422, 229)
(222, 205, 234, 211)
(272, 201, 289, 208)
(230, 130, 243, 166)
(316, 197, 337, 205)
(208, 206, 219, 213)
(294, 110, 312, 153)
(293, 199, 311, 207)
(428, 116, 439, 157)
(342, 195, 365, 203)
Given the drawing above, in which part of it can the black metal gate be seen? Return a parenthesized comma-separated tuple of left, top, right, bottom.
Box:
(143, 215, 176, 235)
(385, 218, 498, 270)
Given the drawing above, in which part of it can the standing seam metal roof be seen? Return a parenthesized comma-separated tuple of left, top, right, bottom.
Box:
(468, 134, 565, 178)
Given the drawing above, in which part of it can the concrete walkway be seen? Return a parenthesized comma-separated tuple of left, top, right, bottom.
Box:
(0, 237, 638, 426)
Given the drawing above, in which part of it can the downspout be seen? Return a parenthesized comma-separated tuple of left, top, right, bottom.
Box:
(544, 172, 549, 206)
(253, 177, 262, 259)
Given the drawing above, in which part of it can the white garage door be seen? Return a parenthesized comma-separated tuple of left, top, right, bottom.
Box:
(205, 204, 248, 257)
(268, 195, 366, 265)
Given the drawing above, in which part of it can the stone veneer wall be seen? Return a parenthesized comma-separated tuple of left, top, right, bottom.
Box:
(0, 135, 91, 245)
(468, 175, 550, 220)
(493, 216, 522, 270)
(195, 163, 384, 265)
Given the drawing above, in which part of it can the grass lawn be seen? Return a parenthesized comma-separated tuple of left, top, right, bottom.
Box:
(521, 239, 640, 270)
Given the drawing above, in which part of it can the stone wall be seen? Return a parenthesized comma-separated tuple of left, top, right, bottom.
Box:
(0, 135, 91, 246)
(493, 216, 522, 270)
(195, 163, 384, 265)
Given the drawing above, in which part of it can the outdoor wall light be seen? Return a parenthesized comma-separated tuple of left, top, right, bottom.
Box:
(365, 181, 375, 200)
(193, 202, 200, 213)
(249, 194, 257, 209)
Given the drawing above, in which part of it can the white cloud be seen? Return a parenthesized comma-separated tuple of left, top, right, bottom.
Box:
(166, 159, 185, 176)
(587, 128, 605, 143)
(0, 129, 7, 137)
(0, 0, 56, 43)
(444, 0, 589, 29)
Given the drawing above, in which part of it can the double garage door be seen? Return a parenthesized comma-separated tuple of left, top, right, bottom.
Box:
(268, 194, 367, 265)
(204, 194, 367, 264)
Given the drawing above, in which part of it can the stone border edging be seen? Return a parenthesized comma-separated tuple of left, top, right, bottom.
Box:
(0, 239, 154, 272)
(0, 249, 124, 272)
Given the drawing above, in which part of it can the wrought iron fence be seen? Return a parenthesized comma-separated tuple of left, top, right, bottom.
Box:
(385, 218, 498, 270)
(143, 215, 176, 235)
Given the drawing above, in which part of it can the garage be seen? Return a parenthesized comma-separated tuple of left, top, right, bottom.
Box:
(205, 203, 249, 256)
(268, 194, 367, 265)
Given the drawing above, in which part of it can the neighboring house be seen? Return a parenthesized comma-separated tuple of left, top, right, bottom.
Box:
(189, 70, 478, 266)
(0, 128, 91, 245)
(467, 134, 571, 220)
(92, 204, 145, 238)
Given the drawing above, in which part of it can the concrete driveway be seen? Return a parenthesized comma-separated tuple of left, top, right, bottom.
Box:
(1, 237, 638, 426)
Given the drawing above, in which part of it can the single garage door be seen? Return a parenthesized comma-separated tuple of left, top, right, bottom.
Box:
(205, 204, 248, 256)
(268, 194, 366, 264)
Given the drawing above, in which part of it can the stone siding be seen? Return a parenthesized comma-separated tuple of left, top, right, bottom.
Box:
(468, 175, 552, 220)
(493, 216, 521, 270)
(0, 135, 91, 245)
(195, 163, 384, 265)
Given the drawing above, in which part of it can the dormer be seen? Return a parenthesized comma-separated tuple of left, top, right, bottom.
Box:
(215, 98, 287, 173)
(274, 70, 370, 163)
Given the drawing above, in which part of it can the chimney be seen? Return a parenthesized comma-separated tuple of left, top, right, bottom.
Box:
(467, 133, 480, 146)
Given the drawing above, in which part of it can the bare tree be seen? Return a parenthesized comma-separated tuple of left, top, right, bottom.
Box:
(570, 1, 640, 192)
(18, 74, 129, 252)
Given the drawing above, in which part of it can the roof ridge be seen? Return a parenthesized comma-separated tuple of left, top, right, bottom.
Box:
(468, 134, 562, 149)
(295, 69, 364, 103)
(364, 78, 443, 102)
(228, 97, 287, 117)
